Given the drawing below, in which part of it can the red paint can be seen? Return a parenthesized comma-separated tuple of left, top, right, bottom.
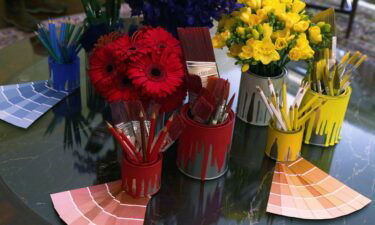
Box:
(121, 154, 163, 198)
(177, 105, 234, 181)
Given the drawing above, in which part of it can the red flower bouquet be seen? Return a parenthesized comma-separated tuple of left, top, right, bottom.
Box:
(89, 27, 187, 112)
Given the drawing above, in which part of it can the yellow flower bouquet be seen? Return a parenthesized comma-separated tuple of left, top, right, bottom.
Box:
(213, 0, 332, 77)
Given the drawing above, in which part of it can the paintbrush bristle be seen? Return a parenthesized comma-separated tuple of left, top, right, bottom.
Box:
(206, 76, 218, 94)
(191, 88, 215, 123)
(187, 74, 203, 94)
(212, 78, 227, 106)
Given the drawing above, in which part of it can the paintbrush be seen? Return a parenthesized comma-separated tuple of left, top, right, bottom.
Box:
(150, 115, 175, 161)
(158, 114, 185, 153)
(191, 88, 216, 124)
(220, 93, 235, 123)
(177, 27, 219, 87)
(187, 74, 203, 104)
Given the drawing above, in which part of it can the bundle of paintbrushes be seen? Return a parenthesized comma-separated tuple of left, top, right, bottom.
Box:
(178, 27, 219, 87)
(187, 74, 235, 125)
(257, 79, 326, 132)
(107, 101, 185, 164)
(307, 50, 367, 96)
(35, 21, 83, 64)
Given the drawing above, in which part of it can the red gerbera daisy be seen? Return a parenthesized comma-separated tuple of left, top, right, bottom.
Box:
(127, 49, 185, 98)
(109, 35, 148, 62)
(105, 73, 140, 102)
(154, 83, 187, 113)
(135, 27, 182, 55)
(89, 46, 118, 98)
(89, 46, 139, 102)
(131, 25, 153, 42)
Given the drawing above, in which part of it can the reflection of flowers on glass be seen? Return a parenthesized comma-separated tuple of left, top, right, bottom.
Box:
(45, 91, 90, 149)
(89, 27, 186, 112)
(125, 0, 240, 34)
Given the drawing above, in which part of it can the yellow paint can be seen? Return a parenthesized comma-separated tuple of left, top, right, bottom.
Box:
(300, 87, 351, 147)
(265, 123, 304, 162)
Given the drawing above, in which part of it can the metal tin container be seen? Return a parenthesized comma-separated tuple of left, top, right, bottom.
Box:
(236, 68, 286, 126)
(177, 105, 234, 181)
(265, 123, 304, 162)
(121, 153, 163, 198)
(300, 87, 352, 147)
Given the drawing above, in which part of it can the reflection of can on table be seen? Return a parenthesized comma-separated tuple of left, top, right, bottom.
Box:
(177, 105, 234, 181)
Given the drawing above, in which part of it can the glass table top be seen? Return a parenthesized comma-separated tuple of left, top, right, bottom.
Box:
(0, 34, 374, 225)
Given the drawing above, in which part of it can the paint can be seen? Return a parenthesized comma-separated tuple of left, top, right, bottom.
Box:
(300, 87, 351, 147)
(177, 105, 234, 181)
(236, 68, 286, 126)
(121, 153, 163, 198)
(265, 123, 304, 162)
(48, 56, 80, 92)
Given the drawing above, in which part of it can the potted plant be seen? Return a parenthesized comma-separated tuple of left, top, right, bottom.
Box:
(213, 0, 330, 125)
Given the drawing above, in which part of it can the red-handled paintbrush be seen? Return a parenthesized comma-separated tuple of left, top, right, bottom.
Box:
(106, 121, 140, 163)
(191, 88, 215, 124)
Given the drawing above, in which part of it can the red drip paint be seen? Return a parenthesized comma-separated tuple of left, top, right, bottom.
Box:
(122, 154, 162, 198)
(177, 105, 234, 180)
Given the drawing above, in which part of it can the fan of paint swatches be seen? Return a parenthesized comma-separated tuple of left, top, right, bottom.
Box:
(267, 157, 371, 219)
(51, 180, 150, 225)
(0, 80, 73, 128)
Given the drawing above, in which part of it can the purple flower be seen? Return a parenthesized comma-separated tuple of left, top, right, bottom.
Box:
(125, 0, 240, 35)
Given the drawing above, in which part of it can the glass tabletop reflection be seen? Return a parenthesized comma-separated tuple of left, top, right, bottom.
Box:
(0, 35, 374, 225)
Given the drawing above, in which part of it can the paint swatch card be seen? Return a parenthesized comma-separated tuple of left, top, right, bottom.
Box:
(267, 157, 371, 219)
(0, 80, 72, 128)
(51, 180, 150, 225)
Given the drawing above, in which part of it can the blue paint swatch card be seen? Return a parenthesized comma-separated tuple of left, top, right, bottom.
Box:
(0, 80, 73, 128)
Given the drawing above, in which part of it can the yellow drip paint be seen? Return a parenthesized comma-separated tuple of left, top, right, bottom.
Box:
(265, 123, 304, 162)
(300, 87, 351, 147)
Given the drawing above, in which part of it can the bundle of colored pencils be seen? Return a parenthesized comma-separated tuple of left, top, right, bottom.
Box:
(187, 74, 235, 125)
(107, 101, 185, 164)
(257, 80, 326, 132)
(81, 0, 121, 28)
(35, 21, 83, 64)
(307, 49, 366, 96)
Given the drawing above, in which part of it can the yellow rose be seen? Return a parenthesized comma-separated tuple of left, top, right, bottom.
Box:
(244, 0, 262, 9)
(239, 44, 254, 59)
(229, 44, 243, 57)
(281, 0, 293, 7)
(288, 33, 315, 60)
(262, 23, 273, 39)
(263, 0, 286, 16)
(279, 12, 301, 28)
(309, 26, 323, 44)
(275, 38, 288, 50)
(248, 14, 261, 26)
(212, 33, 227, 49)
(236, 27, 246, 36)
(292, 0, 306, 13)
(253, 37, 280, 64)
(287, 34, 296, 41)
(221, 30, 231, 40)
(288, 48, 302, 61)
(293, 20, 310, 32)
(272, 28, 290, 39)
(242, 64, 250, 72)
(240, 7, 253, 24)
(256, 8, 268, 21)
